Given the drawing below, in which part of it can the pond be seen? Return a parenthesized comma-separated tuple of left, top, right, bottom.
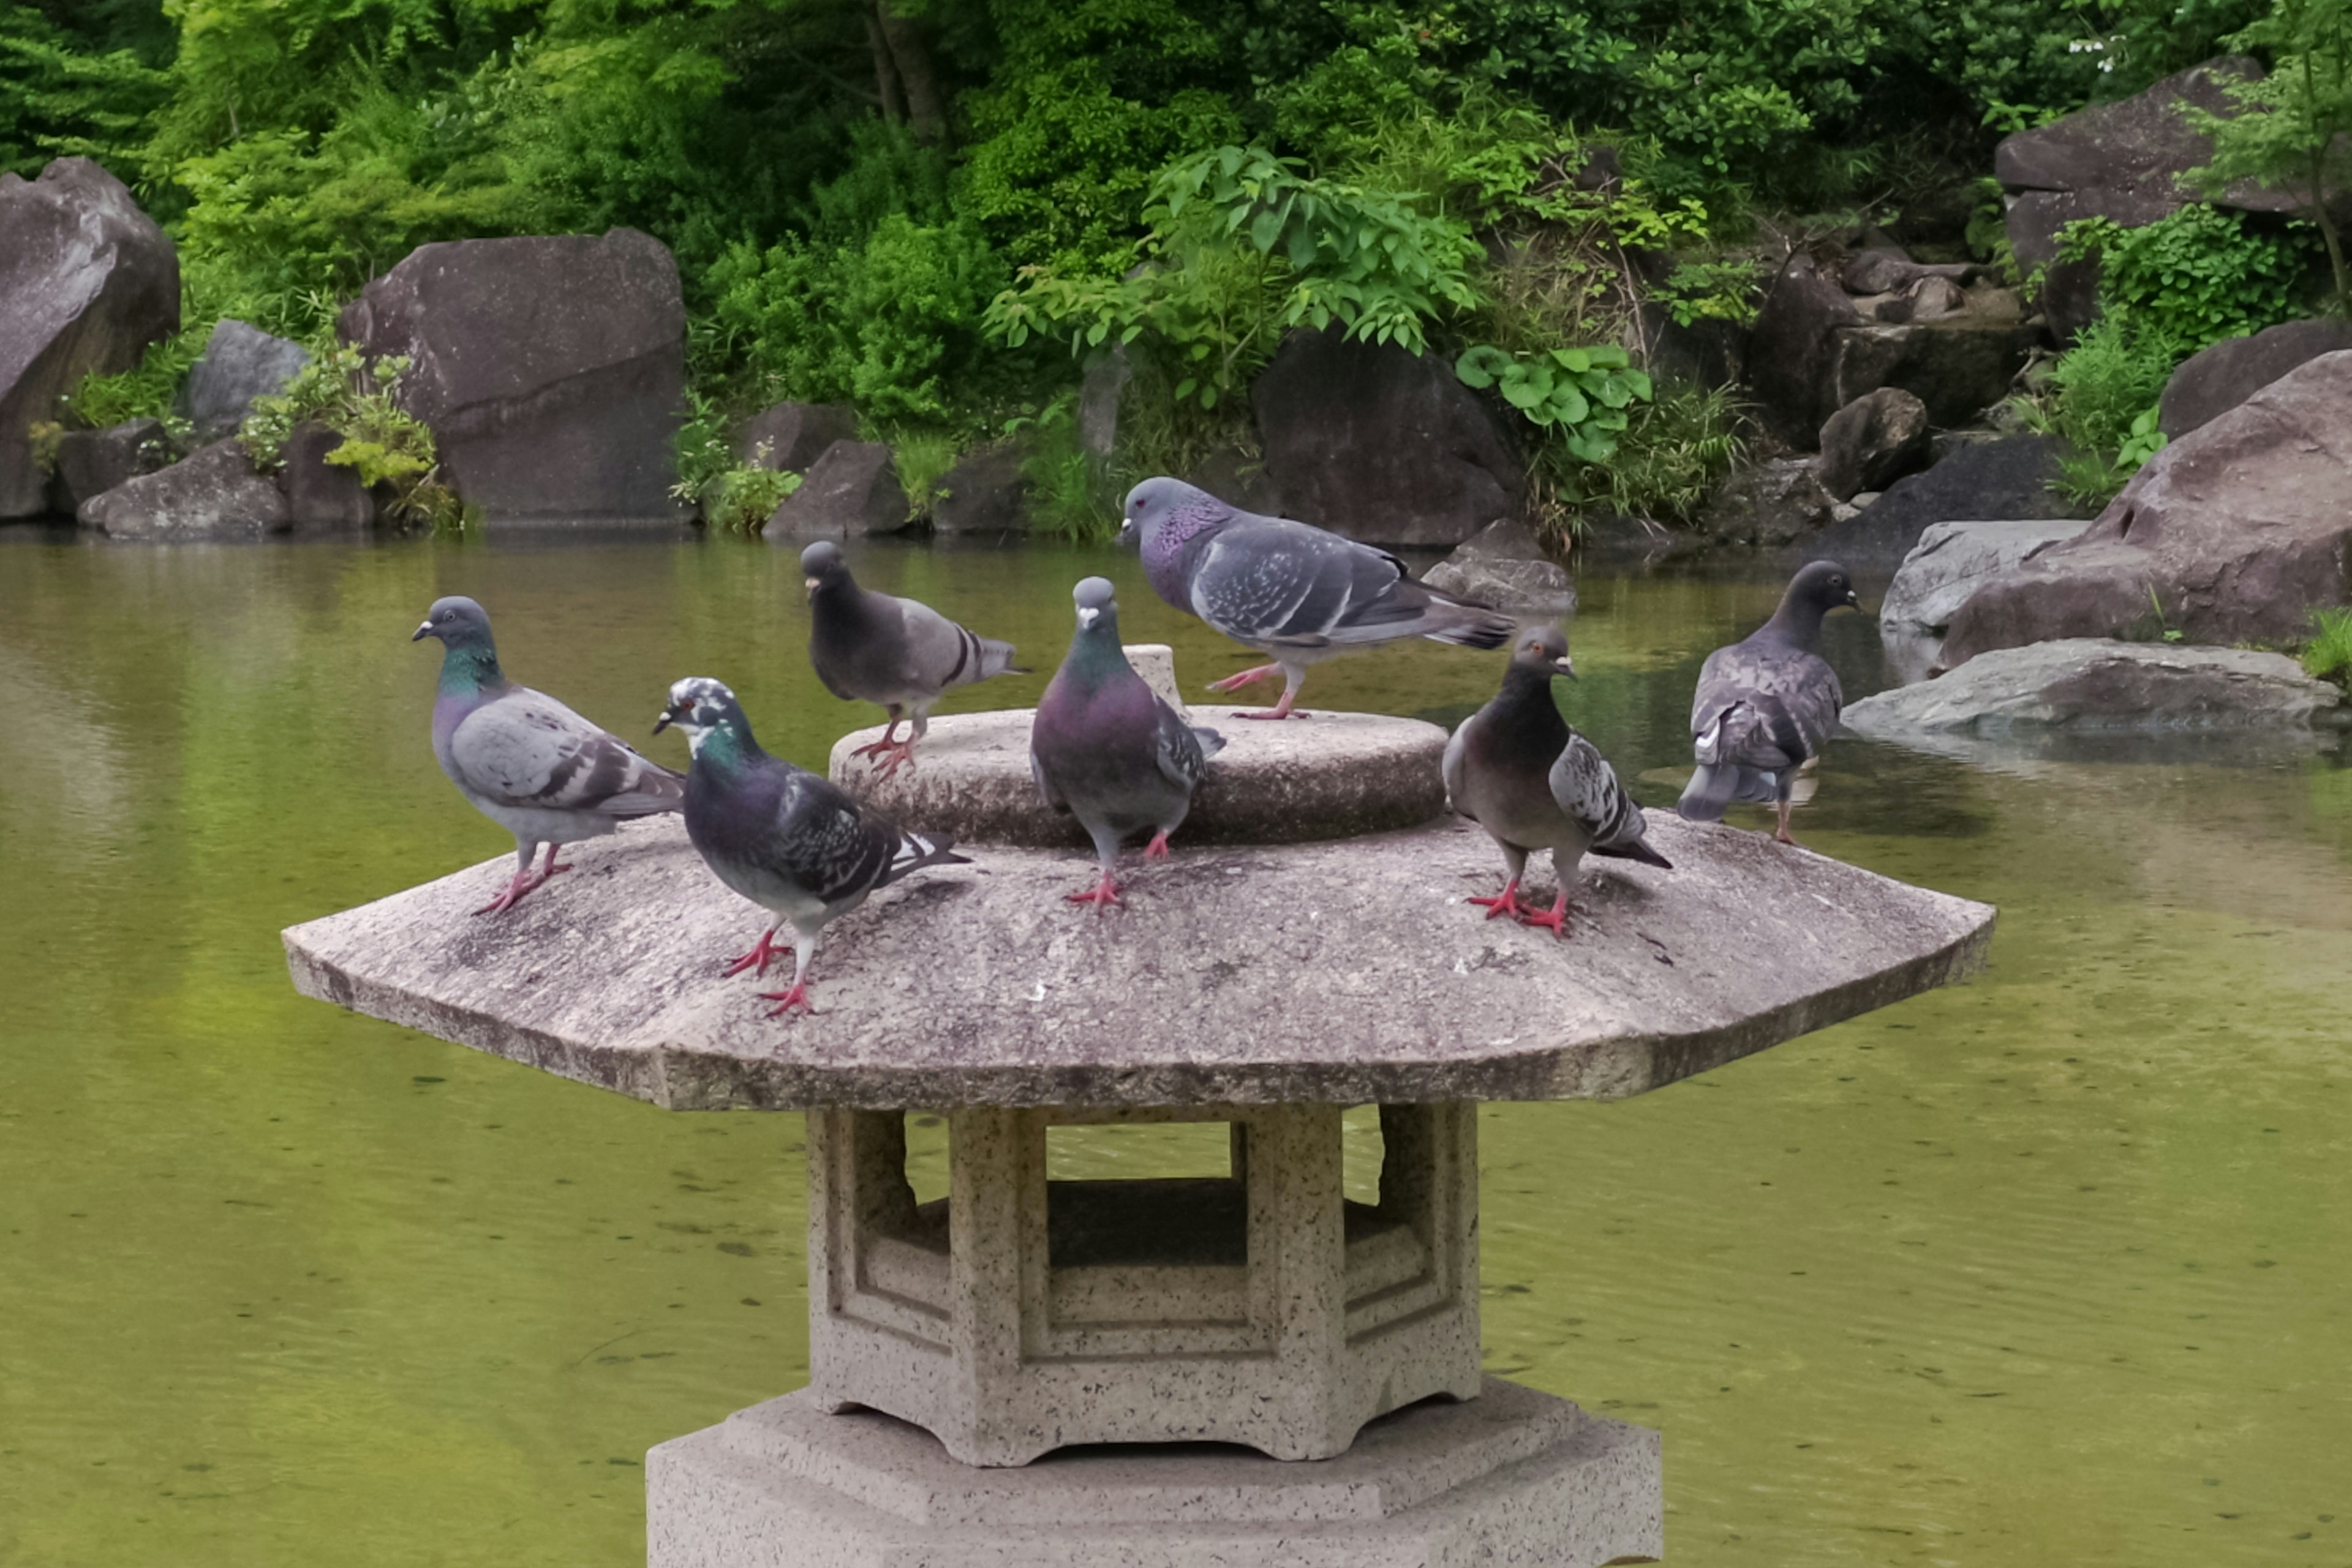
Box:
(2, 527, 2348, 1567)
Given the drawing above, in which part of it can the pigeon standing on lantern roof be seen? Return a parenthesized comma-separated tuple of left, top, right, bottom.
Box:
(1120, 477, 1517, 720)
(413, 596, 684, 915)
(1443, 625, 1669, 938)
(656, 676, 966, 1017)
(1676, 560, 1862, 846)
(1029, 577, 1226, 911)
(801, 540, 1025, 778)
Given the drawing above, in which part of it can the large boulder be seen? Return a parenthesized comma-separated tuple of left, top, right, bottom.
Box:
(1844, 639, 2344, 737)
(78, 439, 290, 540)
(1252, 328, 1523, 548)
(1746, 256, 1861, 447)
(1699, 458, 1836, 548)
(47, 417, 171, 514)
(1815, 435, 2081, 562)
(339, 230, 686, 521)
(764, 440, 910, 538)
(737, 401, 858, 472)
(1879, 517, 2094, 632)
(0, 158, 179, 518)
(1943, 350, 2352, 662)
(1817, 386, 1931, 500)
(1419, 518, 1577, 614)
(2157, 318, 2352, 438)
(178, 319, 309, 443)
(279, 421, 377, 530)
(930, 445, 1031, 535)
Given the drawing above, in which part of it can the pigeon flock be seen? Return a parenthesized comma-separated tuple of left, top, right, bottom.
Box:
(412, 480, 1862, 1017)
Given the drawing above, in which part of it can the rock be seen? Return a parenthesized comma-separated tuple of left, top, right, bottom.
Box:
(278, 421, 377, 530)
(78, 439, 290, 540)
(2157, 318, 2352, 439)
(177, 319, 309, 443)
(1185, 445, 1286, 517)
(46, 417, 170, 514)
(1843, 639, 2344, 737)
(1815, 435, 2081, 562)
(1879, 517, 2094, 631)
(339, 229, 686, 521)
(1420, 519, 1576, 614)
(1252, 327, 1524, 548)
(1746, 256, 1861, 447)
(0, 157, 179, 518)
(1841, 252, 1972, 296)
(1700, 458, 1836, 547)
(764, 440, 910, 538)
(1078, 347, 1131, 460)
(736, 401, 858, 472)
(1816, 387, 1931, 500)
(1943, 350, 2352, 662)
(1876, 274, 1967, 323)
(930, 444, 1030, 535)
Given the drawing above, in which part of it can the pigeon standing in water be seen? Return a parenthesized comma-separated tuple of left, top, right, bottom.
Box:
(1677, 560, 1861, 846)
(801, 540, 1024, 777)
(413, 596, 683, 914)
(1120, 478, 1515, 720)
(1029, 578, 1226, 910)
(1443, 626, 1668, 937)
(656, 677, 965, 1017)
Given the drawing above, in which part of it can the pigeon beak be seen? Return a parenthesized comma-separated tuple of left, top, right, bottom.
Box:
(1846, 590, 1861, 608)
(653, 706, 678, 736)
(411, 620, 433, 642)
(803, 576, 820, 595)
(1077, 608, 1100, 630)
(1552, 656, 1578, 680)
(1115, 518, 1136, 547)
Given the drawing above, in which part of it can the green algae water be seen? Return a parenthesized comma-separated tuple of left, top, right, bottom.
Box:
(2, 530, 2348, 1567)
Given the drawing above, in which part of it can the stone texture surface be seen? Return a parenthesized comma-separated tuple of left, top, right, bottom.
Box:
(1747, 255, 1861, 447)
(1817, 386, 1931, 501)
(281, 807, 1992, 1110)
(929, 445, 1031, 535)
(826, 707, 1449, 848)
(78, 439, 290, 540)
(277, 420, 378, 529)
(1879, 517, 2093, 631)
(1701, 457, 1837, 547)
(46, 417, 170, 514)
(177, 318, 308, 443)
(766, 441, 910, 538)
(1818, 435, 2079, 562)
(804, 1102, 1479, 1464)
(2157, 318, 2352, 439)
(647, 1378, 1662, 1567)
(1419, 518, 1575, 613)
(0, 157, 179, 518)
(1942, 350, 2352, 662)
(339, 228, 686, 520)
(1252, 326, 1524, 548)
(1844, 639, 2345, 737)
(738, 401, 858, 471)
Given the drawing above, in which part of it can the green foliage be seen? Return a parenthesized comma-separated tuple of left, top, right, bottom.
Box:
(1579, 379, 1750, 530)
(892, 430, 961, 521)
(0, 2, 171, 178)
(2303, 605, 2352, 683)
(2022, 313, 2183, 504)
(669, 390, 803, 533)
(1455, 343, 1653, 463)
(1006, 398, 1121, 542)
(2057, 204, 2317, 347)
(240, 343, 459, 530)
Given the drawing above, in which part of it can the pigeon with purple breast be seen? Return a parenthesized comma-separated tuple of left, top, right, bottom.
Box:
(413, 596, 682, 914)
(1676, 560, 1861, 846)
(1443, 625, 1668, 938)
(655, 677, 965, 1017)
(1029, 578, 1226, 910)
(1120, 478, 1515, 720)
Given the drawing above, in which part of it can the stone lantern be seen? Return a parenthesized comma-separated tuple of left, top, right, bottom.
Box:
(285, 698, 1992, 1567)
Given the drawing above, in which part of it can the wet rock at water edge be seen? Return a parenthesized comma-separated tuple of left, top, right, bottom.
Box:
(1817, 386, 1931, 502)
(764, 440, 910, 538)
(78, 439, 290, 540)
(2157, 318, 2352, 439)
(280, 421, 378, 530)
(736, 401, 858, 472)
(1253, 326, 1524, 548)
(1843, 639, 2345, 737)
(46, 418, 172, 514)
(1420, 518, 1576, 614)
(1700, 458, 1837, 548)
(929, 444, 1031, 535)
(177, 319, 309, 444)
(339, 229, 687, 521)
(1816, 435, 2081, 563)
(0, 157, 180, 519)
(1746, 255, 1861, 448)
(1879, 517, 2093, 633)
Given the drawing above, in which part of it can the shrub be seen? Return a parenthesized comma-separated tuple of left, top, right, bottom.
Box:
(1583, 379, 1751, 531)
(670, 391, 804, 533)
(2057, 204, 2318, 348)
(2021, 313, 2185, 505)
(239, 344, 459, 530)
(2304, 606, 2352, 684)
(1454, 342, 1653, 464)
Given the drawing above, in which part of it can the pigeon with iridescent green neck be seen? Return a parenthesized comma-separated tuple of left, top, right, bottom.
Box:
(413, 595, 682, 914)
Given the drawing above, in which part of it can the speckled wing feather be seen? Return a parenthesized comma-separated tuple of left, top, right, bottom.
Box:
(449, 688, 682, 817)
(1153, 704, 1223, 793)
(1186, 517, 1411, 646)
(1689, 642, 1844, 772)
(1550, 731, 1667, 864)
(756, 767, 900, 905)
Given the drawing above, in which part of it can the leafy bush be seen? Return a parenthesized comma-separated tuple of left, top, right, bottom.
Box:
(239, 344, 459, 529)
(2021, 313, 2182, 505)
(1006, 397, 1121, 543)
(2057, 204, 2318, 347)
(669, 391, 804, 532)
(2304, 605, 2352, 684)
(1583, 379, 1750, 530)
(892, 430, 961, 521)
(1455, 343, 1653, 462)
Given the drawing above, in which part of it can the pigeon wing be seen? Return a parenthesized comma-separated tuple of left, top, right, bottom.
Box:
(450, 688, 682, 816)
(897, 596, 1020, 698)
(1550, 732, 1638, 846)
(1152, 699, 1213, 792)
(1696, 644, 1843, 772)
(762, 769, 895, 904)
(1187, 518, 1407, 647)
(1440, 714, 1472, 813)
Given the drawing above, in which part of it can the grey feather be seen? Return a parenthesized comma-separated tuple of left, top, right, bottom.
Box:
(1678, 560, 1858, 824)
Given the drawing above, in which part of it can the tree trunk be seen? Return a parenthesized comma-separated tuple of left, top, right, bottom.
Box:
(865, 8, 907, 126)
(876, 0, 945, 145)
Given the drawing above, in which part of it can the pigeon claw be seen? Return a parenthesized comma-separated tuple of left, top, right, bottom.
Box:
(1207, 663, 1280, 694)
(723, 929, 795, 979)
(1467, 880, 1527, 922)
(1065, 874, 1122, 911)
(865, 739, 918, 779)
(1144, 831, 1171, 861)
(1518, 894, 1573, 940)
(473, 870, 545, 916)
(757, 981, 815, 1018)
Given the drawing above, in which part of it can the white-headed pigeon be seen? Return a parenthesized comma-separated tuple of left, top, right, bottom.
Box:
(655, 677, 965, 1017)
(1676, 560, 1861, 845)
(1120, 478, 1515, 720)
(1442, 625, 1668, 937)
(1029, 578, 1226, 910)
(414, 596, 683, 914)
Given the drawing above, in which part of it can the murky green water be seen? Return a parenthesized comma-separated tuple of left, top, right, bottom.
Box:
(3, 529, 2348, 1567)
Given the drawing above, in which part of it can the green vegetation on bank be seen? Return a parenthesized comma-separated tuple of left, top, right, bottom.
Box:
(2, 0, 2324, 533)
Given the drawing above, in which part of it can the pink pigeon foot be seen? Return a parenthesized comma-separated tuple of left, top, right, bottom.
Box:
(1468, 878, 1528, 922)
(723, 928, 794, 979)
(473, 845, 570, 915)
(850, 718, 903, 762)
(1518, 891, 1573, 940)
(1208, 663, 1280, 693)
(1144, 830, 1172, 861)
(865, 738, 918, 779)
(1065, 873, 1121, 910)
(1236, 685, 1306, 720)
(758, 981, 815, 1018)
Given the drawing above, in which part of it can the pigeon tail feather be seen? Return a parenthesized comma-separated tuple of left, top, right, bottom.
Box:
(1191, 726, 1227, 760)
(1593, 836, 1673, 869)
(879, 829, 968, 888)
(1678, 763, 1739, 821)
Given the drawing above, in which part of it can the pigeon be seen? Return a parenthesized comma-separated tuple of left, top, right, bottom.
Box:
(1120, 477, 1515, 720)
(413, 596, 683, 914)
(1029, 577, 1226, 910)
(801, 540, 1024, 777)
(655, 676, 966, 1016)
(1676, 560, 1862, 846)
(1442, 625, 1669, 937)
